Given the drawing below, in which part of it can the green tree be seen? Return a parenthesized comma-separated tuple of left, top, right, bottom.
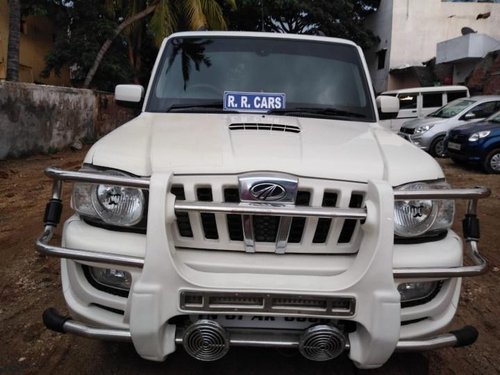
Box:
(83, 0, 236, 88)
(41, 0, 235, 90)
(226, 0, 380, 49)
(42, 0, 132, 92)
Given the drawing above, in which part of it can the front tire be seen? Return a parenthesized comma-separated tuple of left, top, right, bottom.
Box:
(430, 136, 446, 158)
(483, 149, 500, 174)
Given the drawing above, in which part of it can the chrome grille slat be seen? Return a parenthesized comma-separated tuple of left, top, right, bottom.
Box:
(185, 184, 205, 242)
(242, 215, 255, 253)
(327, 190, 352, 246)
(170, 176, 366, 254)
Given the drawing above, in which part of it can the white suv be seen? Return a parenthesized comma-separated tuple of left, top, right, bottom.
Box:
(37, 32, 489, 369)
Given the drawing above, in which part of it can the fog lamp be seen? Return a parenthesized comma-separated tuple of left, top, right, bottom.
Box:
(398, 281, 439, 303)
(89, 267, 132, 291)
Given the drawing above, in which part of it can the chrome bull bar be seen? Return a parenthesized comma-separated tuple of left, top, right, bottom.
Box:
(36, 167, 490, 277)
(42, 308, 479, 352)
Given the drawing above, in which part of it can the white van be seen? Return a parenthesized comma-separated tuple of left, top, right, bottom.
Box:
(379, 85, 469, 132)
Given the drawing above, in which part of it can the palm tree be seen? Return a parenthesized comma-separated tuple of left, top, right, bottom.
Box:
(6, 0, 21, 81)
(83, 0, 236, 88)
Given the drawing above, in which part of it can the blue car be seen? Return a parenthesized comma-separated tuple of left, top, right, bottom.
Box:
(445, 111, 500, 173)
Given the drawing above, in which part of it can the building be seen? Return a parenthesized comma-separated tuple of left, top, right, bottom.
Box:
(366, 0, 500, 93)
(0, 0, 70, 85)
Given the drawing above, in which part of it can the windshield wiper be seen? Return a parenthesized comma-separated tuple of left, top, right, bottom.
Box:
(166, 101, 230, 113)
(267, 107, 367, 119)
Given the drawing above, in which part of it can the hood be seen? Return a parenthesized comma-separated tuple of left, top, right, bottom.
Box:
(86, 113, 443, 186)
(450, 120, 500, 135)
(401, 116, 447, 129)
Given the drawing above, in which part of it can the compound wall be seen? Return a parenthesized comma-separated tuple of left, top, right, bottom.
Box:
(0, 81, 134, 159)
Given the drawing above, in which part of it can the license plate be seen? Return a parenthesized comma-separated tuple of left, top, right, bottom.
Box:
(224, 91, 286, 113)
(191, 314, 332, 329)
(447, 142, 461, 151)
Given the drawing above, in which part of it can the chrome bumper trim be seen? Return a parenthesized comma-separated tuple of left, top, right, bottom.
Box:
(63, 320, 132, 341)
(174, 201, 367, 219)
(48, 312, 476, 352)
(36, 167, 490, 276)
(395, 334, 457, 352)
(45, 167, 150, 188)
(393, 241, 487, 278)
(36, 226, 145, 268)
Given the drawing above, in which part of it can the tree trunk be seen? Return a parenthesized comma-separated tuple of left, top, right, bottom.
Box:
(6, 0, 21, 81)
(83, 3, 157, 89)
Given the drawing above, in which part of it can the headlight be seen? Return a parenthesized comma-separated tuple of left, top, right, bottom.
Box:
(414, 124, 434, 135)
(468, 130, 490, 142)
(394, 182, 454, 237)
(72, 168, 145, 227)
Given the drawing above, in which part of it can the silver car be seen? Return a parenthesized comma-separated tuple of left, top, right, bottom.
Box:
(398, 96, 500, 156)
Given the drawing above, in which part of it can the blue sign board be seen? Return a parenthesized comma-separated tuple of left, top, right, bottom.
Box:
(224, 91, 286, 113)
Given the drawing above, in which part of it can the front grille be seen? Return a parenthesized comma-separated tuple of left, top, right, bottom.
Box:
(170, 175, 366, 254)
(180, 291, 356, 317)
(400, 127, 415, 135)
(448, 133, 468, 143)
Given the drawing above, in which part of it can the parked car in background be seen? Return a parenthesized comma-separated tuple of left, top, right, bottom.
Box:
(398, 96, 500, 157)
(379, 85, 469, 132)
(445, 110, 500, 173)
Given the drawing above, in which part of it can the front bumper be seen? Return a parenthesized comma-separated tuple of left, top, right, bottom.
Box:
(445, 140, 483, 162)
(36, 167, 490, 368)
(398, 132, 432, 151)
(42, 307, 479, 352)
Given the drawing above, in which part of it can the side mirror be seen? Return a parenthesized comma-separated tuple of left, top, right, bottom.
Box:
(463, 112, 477, 121)
(376, 95, 400, 120)
(115, 84, 144, 104)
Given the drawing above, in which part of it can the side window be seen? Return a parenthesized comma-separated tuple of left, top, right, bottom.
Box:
(398, 93, 418, 109)
(422, 93, 443, 108)
(447, 91, 468, 102)
(468, 101, 499, 118)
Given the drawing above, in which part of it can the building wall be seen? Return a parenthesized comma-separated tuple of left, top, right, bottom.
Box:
(0, 81, 135, 159)
(365, 0, 394, 94)
(0, 0, 70, 85)
(367, 0, 500, 92)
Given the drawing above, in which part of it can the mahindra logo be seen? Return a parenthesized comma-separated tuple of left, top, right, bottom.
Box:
(249, 182, 287, 201)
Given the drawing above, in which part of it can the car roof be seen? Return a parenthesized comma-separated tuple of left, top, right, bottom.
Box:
(165, 31, 359, 48)
(382, 85, 468, 95)
(467, 95, 500, 102)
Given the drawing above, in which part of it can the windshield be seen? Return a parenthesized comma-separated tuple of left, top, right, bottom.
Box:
(428, 99, 475, 119)
(489, 111, 500, 123)
(146, 36, 376, 122)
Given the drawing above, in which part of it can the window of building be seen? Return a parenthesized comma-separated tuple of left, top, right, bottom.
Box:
(376, 49, 387, 70)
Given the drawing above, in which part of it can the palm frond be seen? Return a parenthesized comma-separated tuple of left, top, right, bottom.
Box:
(199, 0, 227, 30)
(150, 0, 177, 47)
(183, 0, 208, 31)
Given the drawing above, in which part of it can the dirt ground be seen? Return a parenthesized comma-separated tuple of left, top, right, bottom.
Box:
(0, 147, 499, 375)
